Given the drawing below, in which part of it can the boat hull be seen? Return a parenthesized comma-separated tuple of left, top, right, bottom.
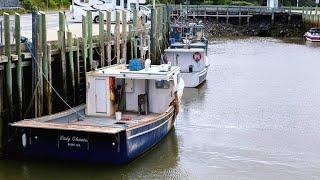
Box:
(181, 67, 208, 88)
(305, 36, 320, 42)
(305, 33, 320, 42)
(14, 108, 176, 164)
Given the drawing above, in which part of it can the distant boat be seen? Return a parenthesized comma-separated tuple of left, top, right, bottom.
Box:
(304, 28, 320, 42)
(11, 63, 184, 164)
(163, 22, 209, 88)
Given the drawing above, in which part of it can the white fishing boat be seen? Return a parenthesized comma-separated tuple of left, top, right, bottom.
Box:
(304, 28, 320, 42)
(163, 22, 209, 88)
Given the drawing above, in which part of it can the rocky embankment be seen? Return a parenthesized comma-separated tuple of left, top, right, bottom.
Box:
(204, 21, 305, 38)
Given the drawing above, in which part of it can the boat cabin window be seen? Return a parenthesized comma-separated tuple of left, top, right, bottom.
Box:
(310, 29, 320, 35)
(130, 3, 136, 10)
(155, 80, 170, 89)
(124, 0, 128, 8)
(139, 6, 148, 11)
(80, 0, 89, 3)
(116, 0, 120, 6)
(194, 28, 204, 40)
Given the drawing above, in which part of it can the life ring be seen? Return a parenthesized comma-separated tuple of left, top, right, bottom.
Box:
(193, 52, 202, 62)
(176, 27, 182, 33)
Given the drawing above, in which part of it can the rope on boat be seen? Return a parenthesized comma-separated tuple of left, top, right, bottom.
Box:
(24, 38, 86, 121)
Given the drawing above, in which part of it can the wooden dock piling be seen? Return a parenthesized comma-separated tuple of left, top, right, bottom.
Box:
(4, 13, 13, 122)
(150, 7, 157, 64)
(47, 43, 52, 115)
(74, 38, 81, 105)
(81, 15, 88, 72)
(271, 8, 275, 24)
(58, 12, 67, 107)
(226, 7, 229, 24)
(99, 11, 105, 67)
(15, 13, 23, 119)
(87, 11, 93, 70)
(216, 7, 219, 22)
(238, 7, 241, 25)
(67, 31, 75, 105)
(40, 12, 49, 115)
(106, 11, 111, 66)
(129, 25, 133, 59)
(0, 70, 3, 153)
(115, 11, 121, 64)
(122, 10, 127, 62)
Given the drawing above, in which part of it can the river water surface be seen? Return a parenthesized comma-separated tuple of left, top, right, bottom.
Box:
(1, 38, 320, 180)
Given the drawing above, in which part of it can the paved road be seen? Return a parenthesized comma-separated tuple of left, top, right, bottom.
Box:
(0, 12, 122, 42)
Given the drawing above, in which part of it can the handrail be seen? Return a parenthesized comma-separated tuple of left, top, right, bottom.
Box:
(167, 5, 317, 14)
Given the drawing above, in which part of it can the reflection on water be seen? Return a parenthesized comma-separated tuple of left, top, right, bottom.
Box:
(1, 37, 320, 179)
(177, 37, 320, 179)
(305, 41, 320, 48)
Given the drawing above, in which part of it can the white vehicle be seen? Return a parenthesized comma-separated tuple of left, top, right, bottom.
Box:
(69, 0, 150, 23)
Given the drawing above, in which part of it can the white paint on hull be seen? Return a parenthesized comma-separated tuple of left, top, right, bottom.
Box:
(181, 67, 208, 88)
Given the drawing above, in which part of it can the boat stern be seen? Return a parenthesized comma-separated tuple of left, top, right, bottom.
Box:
(12, 125, 130, 164)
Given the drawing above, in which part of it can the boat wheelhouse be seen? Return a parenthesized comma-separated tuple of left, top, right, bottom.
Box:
(304, 28, 320, 42)
(11, 64, 184, 164)
(164, 22, 209, 88)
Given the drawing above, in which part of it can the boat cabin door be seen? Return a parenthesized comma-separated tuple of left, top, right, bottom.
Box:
(95, 78, 107, 113)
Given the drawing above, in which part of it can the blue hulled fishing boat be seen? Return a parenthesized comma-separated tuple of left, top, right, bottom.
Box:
(11, 63, 184, 164)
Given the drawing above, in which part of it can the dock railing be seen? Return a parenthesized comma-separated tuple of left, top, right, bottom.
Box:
(301, 6, 320, 26)
(167, 5, 318, 16)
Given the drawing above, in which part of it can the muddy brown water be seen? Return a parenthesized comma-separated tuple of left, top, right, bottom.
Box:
(1, 37, 320, 180)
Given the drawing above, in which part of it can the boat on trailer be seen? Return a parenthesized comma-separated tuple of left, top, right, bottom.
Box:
(11, 63, 184, 164)
(304, 28, 320, 42)
(163, 22, 209, 88)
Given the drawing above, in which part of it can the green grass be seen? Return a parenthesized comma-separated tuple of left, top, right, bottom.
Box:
(0, 0, 70, 15)
(20, 0, 70, 11)
(0, 9, 28, 15)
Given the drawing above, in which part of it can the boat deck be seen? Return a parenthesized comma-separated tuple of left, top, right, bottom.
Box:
(11, 105, 167, 134)
(61, 112, 159, 129)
